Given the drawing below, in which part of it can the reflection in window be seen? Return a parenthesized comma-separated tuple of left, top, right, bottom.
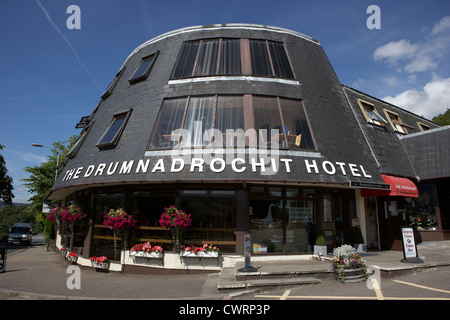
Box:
(97, 110, 131, 148)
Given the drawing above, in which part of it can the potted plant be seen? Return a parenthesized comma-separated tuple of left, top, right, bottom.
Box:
(331, 244, 368, 283)
(313, 229, 327, 256)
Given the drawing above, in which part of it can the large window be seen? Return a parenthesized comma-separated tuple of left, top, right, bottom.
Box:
(149, 95, 314, 150)
(171, 38, 294, 80)
(250, 187, 316, 254)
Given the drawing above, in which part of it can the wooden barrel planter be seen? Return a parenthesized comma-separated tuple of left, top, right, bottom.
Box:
(335, 267, 366, 283)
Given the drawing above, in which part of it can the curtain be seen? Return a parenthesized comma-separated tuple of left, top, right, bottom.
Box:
(219, 39, 241, 75)
(184, 96, 215, 147)
(194, 40, 220, 76)
(150, 98, 187, 148)
(250, 40, 272, 77)
(268, 42, 294, 79)
(172, 42, 200, 79)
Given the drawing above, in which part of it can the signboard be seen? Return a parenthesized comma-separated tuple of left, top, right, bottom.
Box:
(401, 227, 423, 263)
(0, 247, 6, 273)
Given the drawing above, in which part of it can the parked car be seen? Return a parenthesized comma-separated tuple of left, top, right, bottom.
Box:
(8, 223, 33, 246)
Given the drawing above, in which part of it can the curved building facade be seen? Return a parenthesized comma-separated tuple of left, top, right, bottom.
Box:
(47, 24, 443, 263)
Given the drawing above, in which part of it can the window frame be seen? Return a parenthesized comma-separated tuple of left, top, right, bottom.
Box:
(102, 67, 126, 100)
(129, 52, 159, 84)
(148, 95, 315, 151)
(383, 109, 408, 134)
(97, 109, 132, 148)
(170, 38, 295, 80)
(357, 99, 387, 127)
(417, 122, 430, 131)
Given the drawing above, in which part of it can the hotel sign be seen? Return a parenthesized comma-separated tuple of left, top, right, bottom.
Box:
(60, 155, 375, 182)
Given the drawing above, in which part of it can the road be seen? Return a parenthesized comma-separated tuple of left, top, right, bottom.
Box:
(236, 266, 450, 300)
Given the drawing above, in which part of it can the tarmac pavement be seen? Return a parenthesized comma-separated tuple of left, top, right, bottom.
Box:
(1, 235, 450, 300)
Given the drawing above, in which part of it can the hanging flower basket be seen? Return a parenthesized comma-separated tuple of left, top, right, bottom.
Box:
(331, 245, 368, 283)
(159, 206, 191, 253)
(103, 208, 138, 261)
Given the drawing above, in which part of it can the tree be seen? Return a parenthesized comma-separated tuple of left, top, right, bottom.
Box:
(433, 108, 450, 126)
(22, 135, 78, 213)
(0, 144, 14, 205)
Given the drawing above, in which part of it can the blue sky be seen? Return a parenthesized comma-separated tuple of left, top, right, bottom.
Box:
(1, 0, 450, 203)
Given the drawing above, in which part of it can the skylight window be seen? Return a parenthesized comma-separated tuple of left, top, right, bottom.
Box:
(129, 52, 158, 84)
(384, 109, 408, 134)
(97, 109, 132, 148)
(357, 100, 387, 127)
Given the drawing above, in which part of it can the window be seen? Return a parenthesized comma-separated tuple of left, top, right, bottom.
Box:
(183, 96, 215, 147)
(383, 110, 408, 134)
(102, 67, 126, 99)
(129, 52, 158, 84)
(357, 99, 387, 126)
(97, 109, 132, 148)
(149, 98, 188, 149)
(278, 98, 315, 149)
(250, 40, 273, 77)
(171, 38, 294, 79)
(417, 122, 430, 131)
(194, 39, 220, 76)
(68, 122, 93, 158)
(253, 96, 283, 147)
(219, 39, 241, 75)
(149, 95, 314, 150)
(250, 40, 295, 79)
(268, 42, 295, 79)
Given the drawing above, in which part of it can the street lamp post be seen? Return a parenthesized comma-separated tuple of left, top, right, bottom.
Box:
(32, 143, 60, 182)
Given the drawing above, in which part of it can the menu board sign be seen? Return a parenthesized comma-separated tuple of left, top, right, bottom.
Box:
(401, 227, 423, 263)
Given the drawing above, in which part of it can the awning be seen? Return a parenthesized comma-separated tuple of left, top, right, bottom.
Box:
(360, 174, 418, 198)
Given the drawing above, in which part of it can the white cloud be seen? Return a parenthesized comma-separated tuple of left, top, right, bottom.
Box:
(382, 74, 450, 119)
(373, 39, 418, 65)
(432, 16, 450, 35)
(373, 16, 450, 74)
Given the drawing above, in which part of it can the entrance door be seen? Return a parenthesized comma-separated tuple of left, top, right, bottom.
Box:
(377, 197, 406, 250)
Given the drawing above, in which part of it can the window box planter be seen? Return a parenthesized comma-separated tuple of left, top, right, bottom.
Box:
(130, 251, 163, 259)
(180, 251, 219, 258)
(91, 261, 110, 269)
